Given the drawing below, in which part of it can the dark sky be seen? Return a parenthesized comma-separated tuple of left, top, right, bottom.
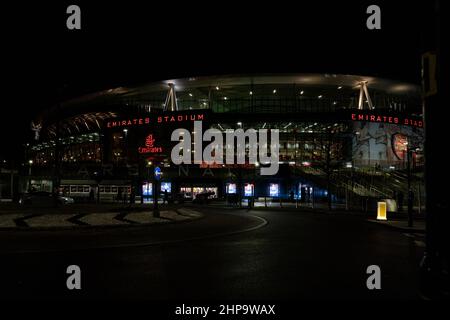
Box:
(1, 1, 431, 161)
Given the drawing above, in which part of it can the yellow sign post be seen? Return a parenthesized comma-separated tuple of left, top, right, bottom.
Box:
(377, 201, 387, 220)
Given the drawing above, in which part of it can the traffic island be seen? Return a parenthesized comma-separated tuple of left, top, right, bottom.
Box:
(0, 208, 266, 254)
(0, 208, 203, 230)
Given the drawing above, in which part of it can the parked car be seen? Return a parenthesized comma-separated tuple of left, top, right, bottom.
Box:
(175, 192, 192, 203)
(19, 191, 75, 206)
(192, 191, 215, 204)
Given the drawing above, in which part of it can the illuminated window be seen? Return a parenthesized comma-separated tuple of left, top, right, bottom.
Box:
(226, 183, 237, 194)
(142, 182, 153, 196)
(160, 182, 172, 193)
(244, 184, 254, 196)
(269, 183, 279, 197)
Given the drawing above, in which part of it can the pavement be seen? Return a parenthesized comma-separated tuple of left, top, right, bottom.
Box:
(199, 200, 427, 233)
(367, 219, 425, 233)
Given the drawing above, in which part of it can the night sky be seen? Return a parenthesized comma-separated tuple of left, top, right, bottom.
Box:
(2, 1, 430, 162)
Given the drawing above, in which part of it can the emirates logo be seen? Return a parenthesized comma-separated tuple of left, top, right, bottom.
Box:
(139, 134, 163, 154)
(145, 134, 156, 147)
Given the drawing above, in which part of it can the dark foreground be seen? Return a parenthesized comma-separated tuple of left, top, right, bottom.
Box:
(0, 207, 424, 300)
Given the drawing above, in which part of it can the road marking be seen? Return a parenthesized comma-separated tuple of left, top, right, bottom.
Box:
(125, 212, 170, 224)
(114, 212, 138, 224)
(13, 214, 42, 227)
(161, 210, 190, 221)
(26, 214, 79, 228)
(177, 208, 203, 218)
(0, 214, 25, 228)
(67, 214, 89, 226)
(80, 213, 129, 226)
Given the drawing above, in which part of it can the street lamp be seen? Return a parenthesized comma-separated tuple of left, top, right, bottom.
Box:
(147, 160, 153, 181)
(401, 140, 415, 227)
(252, 162, 260, 208)
(123, 128, 129, 165)
(406, 145, 415, 228)
(293, 128, 298, 208)
(152, 163, 161, 218)
(142, 160, 153, 205)
(28, 160, 33, 191)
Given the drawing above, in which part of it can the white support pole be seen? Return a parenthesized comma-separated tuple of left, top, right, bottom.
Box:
(164, 83, 178, 112)
(358, 83, 364, 110)
(362, 82, 374, 110)
(358, 81, 374, 110)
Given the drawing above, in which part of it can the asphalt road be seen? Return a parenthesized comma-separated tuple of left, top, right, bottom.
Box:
(0, 207, 424, 300)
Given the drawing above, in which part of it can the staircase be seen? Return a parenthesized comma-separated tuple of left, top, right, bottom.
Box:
(294, 165, 423, 200)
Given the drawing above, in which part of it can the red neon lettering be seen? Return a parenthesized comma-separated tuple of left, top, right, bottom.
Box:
(197, 114, 204, 121)
(138, 147, 163, 154)
(370, 115, 376, 121)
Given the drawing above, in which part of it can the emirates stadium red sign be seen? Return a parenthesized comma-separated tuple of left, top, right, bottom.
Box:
(351, 113, 423, 128)
(106, 113, 205, 129)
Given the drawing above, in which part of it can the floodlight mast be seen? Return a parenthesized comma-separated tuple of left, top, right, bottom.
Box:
(164, 83, 178, 112)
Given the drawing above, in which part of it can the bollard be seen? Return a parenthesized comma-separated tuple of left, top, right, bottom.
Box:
(377, 201, 387, 220)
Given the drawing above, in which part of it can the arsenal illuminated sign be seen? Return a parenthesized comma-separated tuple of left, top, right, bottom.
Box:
(391, 133, 408, 160)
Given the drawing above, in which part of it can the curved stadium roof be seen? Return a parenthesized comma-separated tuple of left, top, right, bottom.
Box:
(36, 74, 422, 126)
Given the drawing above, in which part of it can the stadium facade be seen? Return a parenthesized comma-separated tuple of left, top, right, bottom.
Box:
(5, 74, 424, 206)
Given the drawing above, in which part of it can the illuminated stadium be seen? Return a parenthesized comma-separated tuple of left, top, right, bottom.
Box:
(23, 74, 424, 208)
